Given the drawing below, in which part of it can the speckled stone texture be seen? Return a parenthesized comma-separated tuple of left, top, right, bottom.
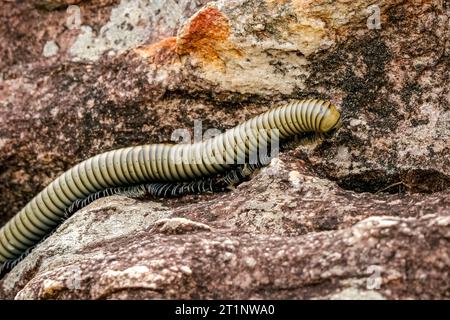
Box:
(0, 0, 449, 299)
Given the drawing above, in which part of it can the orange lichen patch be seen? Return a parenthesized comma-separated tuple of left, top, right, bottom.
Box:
(135, 37, 179, 66)
(176, 6, 240, 70)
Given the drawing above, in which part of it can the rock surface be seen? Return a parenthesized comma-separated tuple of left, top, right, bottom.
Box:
(0, 0, 449, 299)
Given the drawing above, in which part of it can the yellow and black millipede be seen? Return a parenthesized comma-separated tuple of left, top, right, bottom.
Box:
(0, 99, 341, 274)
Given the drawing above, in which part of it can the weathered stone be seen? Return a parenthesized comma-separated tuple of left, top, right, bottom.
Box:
(1, 179, 449, 299)
(0, 0, 449, 299)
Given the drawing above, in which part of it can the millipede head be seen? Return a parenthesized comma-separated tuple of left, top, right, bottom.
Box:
(319, 102, 342, 134)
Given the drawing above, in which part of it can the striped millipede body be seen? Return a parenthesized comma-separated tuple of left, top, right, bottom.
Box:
(0, 98, 341, 273)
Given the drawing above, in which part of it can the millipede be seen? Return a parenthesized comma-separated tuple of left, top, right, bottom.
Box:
(0, 98, 342, 276)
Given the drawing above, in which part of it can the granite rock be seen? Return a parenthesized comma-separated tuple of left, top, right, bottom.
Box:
(0, 0, 449, 299)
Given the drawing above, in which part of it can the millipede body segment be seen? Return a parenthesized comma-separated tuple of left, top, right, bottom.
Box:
(0, 99, 341, 268)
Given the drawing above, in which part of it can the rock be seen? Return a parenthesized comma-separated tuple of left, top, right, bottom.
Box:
(0, 0, 449, 299)
(152, 218, 212, 235)
(1, 179, 449, 299)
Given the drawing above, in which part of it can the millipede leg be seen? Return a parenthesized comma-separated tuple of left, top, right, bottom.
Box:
(0, 245, 34, 278)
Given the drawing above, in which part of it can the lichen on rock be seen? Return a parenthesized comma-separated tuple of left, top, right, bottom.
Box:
(0, 0, 449, 299)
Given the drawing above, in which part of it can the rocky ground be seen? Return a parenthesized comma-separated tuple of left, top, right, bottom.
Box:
(0, 0, 449, 299)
